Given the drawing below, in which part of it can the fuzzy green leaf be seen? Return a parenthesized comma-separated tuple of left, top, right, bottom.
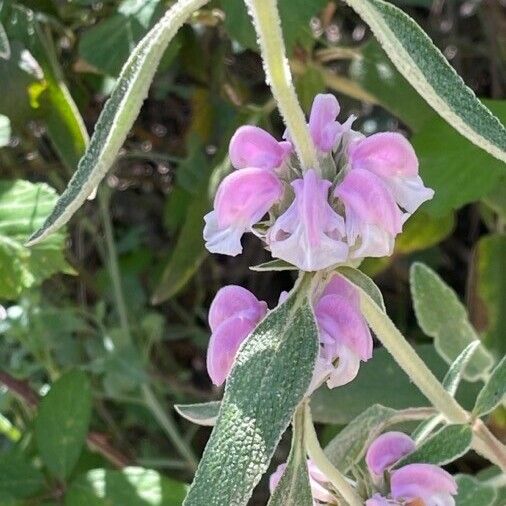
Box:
(27, 0, 209, 246)
(473, 355, 506, 417)
(410, 263, 494, 381)
(344, 0, 506, 162)
(183, 281, 319, 505)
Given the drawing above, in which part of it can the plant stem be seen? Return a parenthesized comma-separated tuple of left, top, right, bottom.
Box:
(304, 404, 363, 506)
(358, 288, 506, 472)
(142, 384, 198, 472)
(98, 187, 198, 472)
(98, 188, 131, 343)
(245, 0, 319, 171)
(472, 418, 506, 472)
(359, 291, 469, 424)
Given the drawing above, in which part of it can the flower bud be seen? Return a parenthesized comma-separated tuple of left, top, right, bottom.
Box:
(365, 431, 416, 477)
(206, 285, 267, 386)
(229, 125, 292, 170)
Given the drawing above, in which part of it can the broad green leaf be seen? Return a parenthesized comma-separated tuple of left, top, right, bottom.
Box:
(267, 406, 312, 506)
(64, 467, 187, 506)
(0, 180, 73, 300)
(151, 185, 208, 304)
(473, 355, 506, 417)
(337, 266, 386, 312)
(455, 475, 497, 506)
(413, 102, 506, 217)
(175, 401, 220, 427)
(343, 0, 506, 162)
(0, 453, 45, 499)
(250, 259, 298, 272)
(410, 263, 494, 381)
(311, 345, 480, 425)
(324, 404, 432, 473)
(219, 0, 327, 55)
(349, 40, 435, 132)
(27, 0, 210, 246)
(396, 424, 472, 467)
(3, 5, 89, 170)
(183, 281, 319, 505)
(469, 234, 506, 357)
(476, 466, 506, 506)
(0, 114, 10, 147)
(35, 370, 92, 480)
(295, 65, 325, 113)
(79, 0, 163, 76)
(395, 212, 454, 254)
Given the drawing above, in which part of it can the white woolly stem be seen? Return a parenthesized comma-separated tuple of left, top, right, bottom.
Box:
(244, 0, 319, 171)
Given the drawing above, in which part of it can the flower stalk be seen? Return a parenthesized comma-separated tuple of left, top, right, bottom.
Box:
(304, 403, 363, 506)
(244, 0, 319, 171)
(358, 287, 506, 473)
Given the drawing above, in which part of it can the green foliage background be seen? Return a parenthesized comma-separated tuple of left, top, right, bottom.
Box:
(0, 0, 504, 504)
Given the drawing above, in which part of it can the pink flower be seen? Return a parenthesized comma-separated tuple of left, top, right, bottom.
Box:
(203, 167, 283, 256)
(312, 274, 373, 389)
(307, 94, 356, 153)
(267, 169, 348, 271)
(270, 459, 335, 504)
(365, 495, 390, 506)
(206, 285, 267, 386)
(391, 464, 457, 506)
(348, 132, 434, 214)
(365, 431, 416, 477)
(335, 168, 404, 258)
(229, 125, 292, 170)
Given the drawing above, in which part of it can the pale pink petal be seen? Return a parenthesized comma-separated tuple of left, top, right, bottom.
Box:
(206, 316, 257, 386)
(335, 169, 404, 258)
(391, 464, 457, 506)
(315, 294, 373, 361)
(326, 343, 361, 388)
(208, 285, 267, 332)
(308, 94, 341, 153)
(349, 132, 419, 178)
(269, 463, 287, 493)
(385, 174, 434, 214)
(320, 274, 360, 308)
(365, 494, 390, 506)
(268, 169, 348, 271)
(365, 432, 416, 476)
(204, 167, 283, 255)
(229, 125, 292, 170)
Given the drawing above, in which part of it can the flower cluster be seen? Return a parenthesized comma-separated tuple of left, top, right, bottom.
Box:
(268, 431, 458, 505)
(204, 94, 433, 271)
(365, 431, 457, 506)
(206, 274, 371, 389)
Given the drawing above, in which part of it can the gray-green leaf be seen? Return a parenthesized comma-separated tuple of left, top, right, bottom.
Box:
(324, 404, 432, 474)
(35, 370, 92, 480)
(410, 262, 494, 381)
(455, 475, 498, 506)
(343, 0, 506, 162)
(183, 281, 319, 505)
(27, 0, 209, 246)
(175, 401, 220, 427)
(473, 355, 506, 418)
(267, 405, 312, 506)
(337, 266, 386, 312)
(396, 424, 472, 467)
